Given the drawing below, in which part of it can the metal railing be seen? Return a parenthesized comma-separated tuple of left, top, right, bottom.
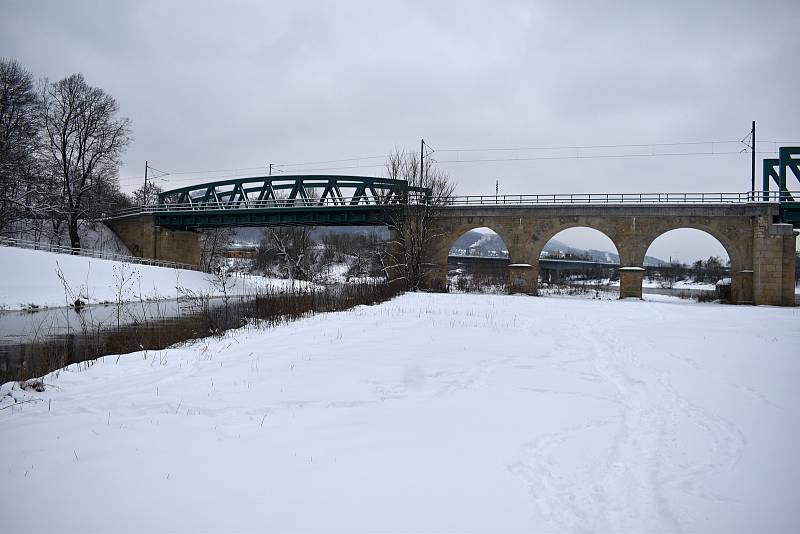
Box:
(441, 191, 799, 206)
(107, 193, 429, 217)
(0, 237, 205, 272)
(104, 190, 798, 218)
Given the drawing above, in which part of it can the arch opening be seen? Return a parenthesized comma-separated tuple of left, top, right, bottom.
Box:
(447, 227, 509, 293)
(643, 228, 732, 302)
(537, 227, 620, 299)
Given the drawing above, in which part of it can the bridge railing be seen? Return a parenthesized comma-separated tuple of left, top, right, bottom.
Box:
(104, 190, 799, 218)
(0, 236, 205, 272)
(441, 191, 800, 206)
(108, 194, 428, 217)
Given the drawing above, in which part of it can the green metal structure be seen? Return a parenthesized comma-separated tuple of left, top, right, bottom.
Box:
(154, 175, 430, 229)
(762, 147, 800, 227)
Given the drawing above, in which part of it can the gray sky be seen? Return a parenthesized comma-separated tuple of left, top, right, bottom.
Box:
(2, 0, 798, 261)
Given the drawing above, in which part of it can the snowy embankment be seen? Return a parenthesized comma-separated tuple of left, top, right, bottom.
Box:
(1, 293, 798, 532)
(0, 247, 300, 310)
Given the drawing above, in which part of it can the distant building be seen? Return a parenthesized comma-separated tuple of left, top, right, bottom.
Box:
(224, 243, 258, 259)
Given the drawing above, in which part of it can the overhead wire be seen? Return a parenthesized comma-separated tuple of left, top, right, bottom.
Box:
(434, 139, 743, 153)
(434, 150, 775, 165)
(273, 153, 389, 168)
(116, 136, 800, 185)
(265, 150, 773, 173)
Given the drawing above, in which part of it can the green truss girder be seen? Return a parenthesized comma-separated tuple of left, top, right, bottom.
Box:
(154, 175, 429, 229)
(763, 147, 799, 202)
(158, 175, 430, 208)
(762, 147, 800, 228)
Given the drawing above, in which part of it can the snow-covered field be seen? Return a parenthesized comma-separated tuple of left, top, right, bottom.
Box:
(0, 247, 301, 310)
(1, 293, 798, 533)
(627, 279, 718, 291)
(577, 278, 719, 291)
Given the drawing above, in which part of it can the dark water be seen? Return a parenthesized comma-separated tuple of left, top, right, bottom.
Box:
(0, 282, 403, 384)
(0, 299, 193, 345)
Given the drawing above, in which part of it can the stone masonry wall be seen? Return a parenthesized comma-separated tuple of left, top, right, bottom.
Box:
(103, 215, 202, 267)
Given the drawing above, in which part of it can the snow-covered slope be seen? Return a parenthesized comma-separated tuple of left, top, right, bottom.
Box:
(1, 293, 798, 532)
(0, 247, 299, 310)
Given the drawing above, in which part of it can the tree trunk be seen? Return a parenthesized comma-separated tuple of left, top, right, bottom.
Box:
(68, 215, 81, 251)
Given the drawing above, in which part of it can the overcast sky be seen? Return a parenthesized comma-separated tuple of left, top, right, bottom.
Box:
(2, 0, 798, 261)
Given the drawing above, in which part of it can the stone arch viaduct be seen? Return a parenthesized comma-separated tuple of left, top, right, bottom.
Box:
(427, 203, 796, 306)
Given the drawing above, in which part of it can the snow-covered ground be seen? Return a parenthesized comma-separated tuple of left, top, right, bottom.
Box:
(635, 279, 717, 291)
(598, 278, 718, 291)
(0, 247, 302, 310)
(1, 293, 798, 533)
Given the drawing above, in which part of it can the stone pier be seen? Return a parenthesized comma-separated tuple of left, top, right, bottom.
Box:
(104, 214, 202, 267)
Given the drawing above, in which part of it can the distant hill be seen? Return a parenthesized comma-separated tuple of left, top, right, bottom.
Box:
(450, 229, 667, 266)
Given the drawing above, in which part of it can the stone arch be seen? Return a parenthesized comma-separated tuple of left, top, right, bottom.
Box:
(445, 226, 511, 292)
(535, 225, 622, 288)
(639, 223, 752, 303)
(431, 219, 521, 269)
(424, 221, 518, 292)
(517, 217, 629, 296)
(632, 222, 749, 272)
(443, 223, 515, 260)
(531, 217, 633, 265)
(532, 222, 625, 264)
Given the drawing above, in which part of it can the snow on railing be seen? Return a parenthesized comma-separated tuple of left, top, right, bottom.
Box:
(104, 191, 798, 218)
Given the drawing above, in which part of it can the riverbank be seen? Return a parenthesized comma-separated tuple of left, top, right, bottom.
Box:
(0, 246, 301, 310)
(1, 292, 797, 532)
(0, 281, 402, 383)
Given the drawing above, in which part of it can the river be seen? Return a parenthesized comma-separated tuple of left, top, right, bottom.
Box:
(0, 282, 403, 384)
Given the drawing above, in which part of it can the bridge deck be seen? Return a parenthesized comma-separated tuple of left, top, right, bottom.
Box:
(104, 190, 800, 229)
(151, 204, 394, 228)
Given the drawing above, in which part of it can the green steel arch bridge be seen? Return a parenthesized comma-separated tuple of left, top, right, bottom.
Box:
(142, 174, 431, 228)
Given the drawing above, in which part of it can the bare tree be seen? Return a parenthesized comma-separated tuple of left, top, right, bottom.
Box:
(41, 73, 132, 249)
(0, 58, 41, 235)
(255, 227, 319, 281)
(199, 227, 236, 272)
(131, 180, 163, 206)
(322, 230, 385, 279)
(207, 260, 233, 319)
(382, 149, 455, 290)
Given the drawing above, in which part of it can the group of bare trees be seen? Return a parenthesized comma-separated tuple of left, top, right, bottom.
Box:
(383, 149, 455, 290)
(651, 256, 730, 286)
(253, 227, 387, 282)
(199, 227, 237, 272)
(0, 58, 133, 248)
(254, 227, 319, 280)
(320, 231, 385, 279)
